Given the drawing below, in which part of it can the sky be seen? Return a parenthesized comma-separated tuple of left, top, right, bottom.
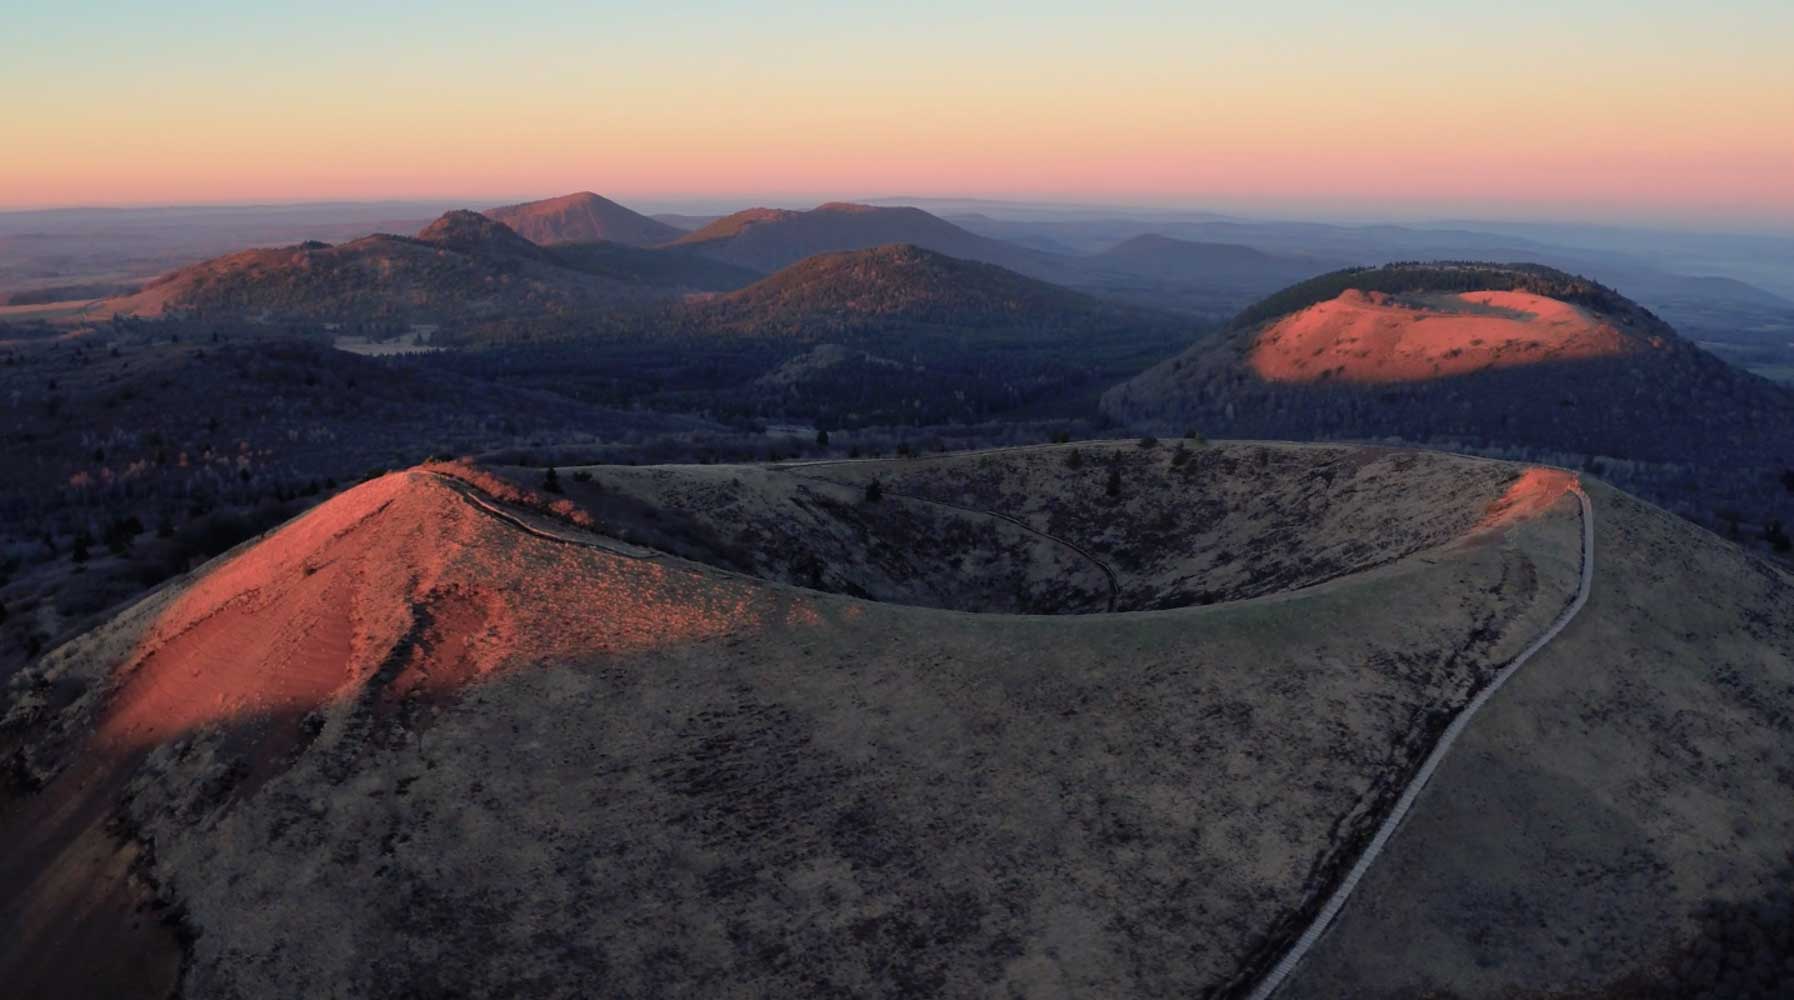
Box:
(6, 1, 1793, 230)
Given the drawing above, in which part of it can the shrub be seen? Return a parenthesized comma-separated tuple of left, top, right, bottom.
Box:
(1137, 436, 1158, 449)
(864, 479, 884, 504)
(1106, 465, 1122, 498)
(542, 467, 562, 494)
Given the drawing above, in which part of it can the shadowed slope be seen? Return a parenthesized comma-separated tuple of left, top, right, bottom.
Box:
(686, 243, 1141, 337)
(1283, 481, 1794, 998)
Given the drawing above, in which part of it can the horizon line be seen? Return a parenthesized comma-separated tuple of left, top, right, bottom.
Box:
(4, 192, 1792, 240)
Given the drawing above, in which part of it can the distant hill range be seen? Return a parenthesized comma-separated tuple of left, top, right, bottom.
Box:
(1077, 233, 1335, 315)
(1091, 234, 1324, 287)
(483, 191, 683, 247)
(400, 243, 1189, 427)
(670, 202, 1071, 279)
(661, 203, 1338, 319)
(94, 199, 1209, 345)
(1104, 261, 1794, 535)
(93, 194, 1368, 331)
(100, 210, 753, 329)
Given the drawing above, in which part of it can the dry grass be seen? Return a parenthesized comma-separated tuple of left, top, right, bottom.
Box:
(0, 443, 1631, 998)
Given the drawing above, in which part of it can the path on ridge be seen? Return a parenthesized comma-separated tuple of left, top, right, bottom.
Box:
(1244, 484, 1596, 1000)
(423, 471, 659, 559)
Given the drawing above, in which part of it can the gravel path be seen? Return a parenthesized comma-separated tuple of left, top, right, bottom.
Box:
(1244, 484, 1595, 1000)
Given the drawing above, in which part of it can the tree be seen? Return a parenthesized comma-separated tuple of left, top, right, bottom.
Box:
(1184, 428, 1205, 445)
(1719, 509, 1742, 540)
(542, 467, 562, 494)
(1106, 465, 1122, 498)
(1766, 519, 1792, 554)
(864, 478, 884, 504)
(1065, 448, 1083, 469)
(815, 429, 830, 447)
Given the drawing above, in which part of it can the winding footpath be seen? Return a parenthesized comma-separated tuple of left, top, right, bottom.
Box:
(1245, 484, 1596, 1000)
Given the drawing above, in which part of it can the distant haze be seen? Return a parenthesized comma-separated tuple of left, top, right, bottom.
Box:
(8, 2, 1793, 231)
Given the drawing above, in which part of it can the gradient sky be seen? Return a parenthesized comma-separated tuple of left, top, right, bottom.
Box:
(7, 1, 1793, 228)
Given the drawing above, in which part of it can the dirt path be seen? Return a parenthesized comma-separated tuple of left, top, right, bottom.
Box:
(1244, 484, 1596, 1000)
(422, 472, 658, 559)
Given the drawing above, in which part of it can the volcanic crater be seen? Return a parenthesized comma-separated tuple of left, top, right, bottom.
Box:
(2, 441, 1609, 1000)
(494, 441, 1564, 615)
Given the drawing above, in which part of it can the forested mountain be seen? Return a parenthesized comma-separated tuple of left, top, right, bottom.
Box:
(96, 211, 752, 331)
(686, 243, 1145, 337)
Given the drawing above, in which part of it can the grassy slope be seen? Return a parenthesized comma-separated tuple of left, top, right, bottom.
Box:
(1284, 481, 1794, 997)
(3, 443, 1578, 998)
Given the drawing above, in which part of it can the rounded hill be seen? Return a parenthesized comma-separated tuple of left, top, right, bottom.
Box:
(688, 243, 1128, 336)
(1103, 261, 1794, 469)
(3, 443, 1791, 999)
(482, 191, 683, 247)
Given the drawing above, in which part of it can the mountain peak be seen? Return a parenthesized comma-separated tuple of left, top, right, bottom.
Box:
(673, 208, 804, 245)
(667, 203, 1059, 279)
(483, 192, 681, 247)
(416, 211, 542, 257)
